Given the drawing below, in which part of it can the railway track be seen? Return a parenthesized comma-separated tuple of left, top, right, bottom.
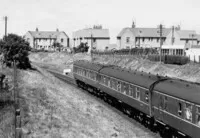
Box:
(46, 69, 160, 138)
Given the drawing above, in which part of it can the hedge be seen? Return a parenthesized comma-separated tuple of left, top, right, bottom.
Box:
(148, 55, 190, 65)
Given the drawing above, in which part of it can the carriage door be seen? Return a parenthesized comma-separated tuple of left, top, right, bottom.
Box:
(158, 95, 164, 121)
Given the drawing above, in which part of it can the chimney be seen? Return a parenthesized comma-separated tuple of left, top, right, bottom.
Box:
(56, 28, 59, 32)
(132, 21, 136, 28)
(36, 27, 39, 31)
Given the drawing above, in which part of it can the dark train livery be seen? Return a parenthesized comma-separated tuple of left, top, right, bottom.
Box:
(73, 60, 200, 138)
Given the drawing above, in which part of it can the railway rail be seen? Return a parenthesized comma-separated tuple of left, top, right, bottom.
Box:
(46, 69, 160, 138)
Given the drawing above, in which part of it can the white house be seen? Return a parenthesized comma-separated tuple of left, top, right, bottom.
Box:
(117, 22, 198, 56)
(72, 25, 110, 52)
(24, 28, 70, 51)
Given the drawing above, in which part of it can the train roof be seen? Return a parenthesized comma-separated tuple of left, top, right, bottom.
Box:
(100, 66, 163, 88)
(154, 79, 200, 105)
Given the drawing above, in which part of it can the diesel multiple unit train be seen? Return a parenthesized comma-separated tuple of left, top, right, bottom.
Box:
(73, 60, 200, 138)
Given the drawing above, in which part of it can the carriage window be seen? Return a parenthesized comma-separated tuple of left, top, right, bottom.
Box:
(108, 78, 110, 87)
(196, 107, 200, 126)
(114, 80, 118, 90)
(103, 76, 106, 85)
(124, 83, 129, 95)
(117, 81, 121, 92)
(122, 83, 127, 94)
(129, 85, 133, 97)
(164, 96, 168, 111)
(136, 87, 140, 100)
(184, 103, 192, 122)
(145, 91, 149, 103)
(178, 102, 182, 116)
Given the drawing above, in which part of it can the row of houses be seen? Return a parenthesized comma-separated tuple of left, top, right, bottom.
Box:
(24, 22, 200, 57)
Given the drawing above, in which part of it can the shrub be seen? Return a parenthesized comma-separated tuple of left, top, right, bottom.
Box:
(0, 34, 31, 69)
(148, 54, 190, 65)
(74, 42, 89, 53)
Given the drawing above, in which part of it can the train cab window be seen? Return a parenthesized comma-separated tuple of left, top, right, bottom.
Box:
(196, 107, 200, 126)
(136, 87, 140, 100)
(178, 102, 182, 116)
(145, 91, 149, 103)
(117, 81, 121, 92)
(184, 103, 192, 122)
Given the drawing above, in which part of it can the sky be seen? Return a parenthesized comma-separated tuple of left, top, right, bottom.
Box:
(0, 0, 200, 43)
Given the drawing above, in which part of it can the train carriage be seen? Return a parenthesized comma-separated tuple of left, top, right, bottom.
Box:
(153, 79, 200, 138)
(73, 60, 200, 138)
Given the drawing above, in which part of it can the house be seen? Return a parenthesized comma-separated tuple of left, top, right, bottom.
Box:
(117, 22, 198, 56)
(72, 25, 110, 52)
(186, 45, 200, 62)
(24, 28, 70, 51)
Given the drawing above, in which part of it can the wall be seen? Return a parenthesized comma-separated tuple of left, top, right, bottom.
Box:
(24, 32, 34, 48)
(118, 29, 135, 49)
(186, 48, 200, 62)
(56, 32, 69, 47)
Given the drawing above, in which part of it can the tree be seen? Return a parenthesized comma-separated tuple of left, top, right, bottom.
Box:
(73, 42, 89, 53)
(52, 42, 63, 52)
(0, 34, 31, 69)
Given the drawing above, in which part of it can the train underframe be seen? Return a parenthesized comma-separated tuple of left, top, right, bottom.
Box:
(76, 79, 190, 138)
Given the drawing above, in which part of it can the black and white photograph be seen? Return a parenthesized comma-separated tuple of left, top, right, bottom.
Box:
(0, 0, 200, 137)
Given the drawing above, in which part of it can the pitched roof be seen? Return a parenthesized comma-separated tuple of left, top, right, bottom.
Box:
(28, 31, 68, 39)
(117, 27, 171, 38)
(176, 30, 197, 39)
(73, 28, 110, 38)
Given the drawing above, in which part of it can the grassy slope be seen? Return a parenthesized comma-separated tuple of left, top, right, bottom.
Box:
(20, 65, 157, 138)
(30, 52, 200, 83)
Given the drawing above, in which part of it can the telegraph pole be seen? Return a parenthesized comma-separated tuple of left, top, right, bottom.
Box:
(3, 16, 8, 40)
(159, 24, 163, 62)
(91, 34, 93, 61)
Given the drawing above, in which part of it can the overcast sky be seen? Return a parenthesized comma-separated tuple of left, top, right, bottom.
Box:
(0, 0, 199, 43)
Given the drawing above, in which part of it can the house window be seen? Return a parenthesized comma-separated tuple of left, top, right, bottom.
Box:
(157, 38, 159, 42)
(184, 103, 192, 122)
(61, 38, 64, 43)
(126, 37, 130, 43)
(196, 107, 200, 126)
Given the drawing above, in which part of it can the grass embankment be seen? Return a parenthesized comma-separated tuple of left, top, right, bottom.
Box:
(19, 65, 157, 137)
(0, 67, 15, 137)
(30, 52, 200, 83)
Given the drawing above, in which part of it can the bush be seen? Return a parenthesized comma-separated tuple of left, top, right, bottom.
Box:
(74, 42, 89, 53)
(148, 54, 190, 65)
(0, 34, 31, 69)
(92, 48, 158, 55)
